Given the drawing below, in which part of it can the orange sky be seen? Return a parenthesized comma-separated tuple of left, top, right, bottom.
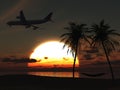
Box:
(28, 57, 79, 68)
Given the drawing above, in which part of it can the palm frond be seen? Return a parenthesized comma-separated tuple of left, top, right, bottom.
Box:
(110, 32, 120, 36)
(91, 19, 120, 55)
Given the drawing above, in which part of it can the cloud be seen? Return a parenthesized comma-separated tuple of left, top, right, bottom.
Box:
(92, 60, 120, 66)
(79, 47, 100, 60)
(2, 58, 37, 63)
(84, 49, 99, 53)
(83, 54, 95, 60)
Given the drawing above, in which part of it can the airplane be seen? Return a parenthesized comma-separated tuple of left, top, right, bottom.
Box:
(7, 10, 53, 30)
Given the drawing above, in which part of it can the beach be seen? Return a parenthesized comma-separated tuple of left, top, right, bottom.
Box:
(0, 74, 120, 90)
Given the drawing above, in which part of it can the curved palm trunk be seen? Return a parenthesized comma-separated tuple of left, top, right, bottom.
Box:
(73, 45, 78, 78)
(102, 42, 115, 80)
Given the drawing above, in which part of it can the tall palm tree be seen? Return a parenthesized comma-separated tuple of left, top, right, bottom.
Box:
(60, 22, 88, 78)
(90, 20, 120, 80)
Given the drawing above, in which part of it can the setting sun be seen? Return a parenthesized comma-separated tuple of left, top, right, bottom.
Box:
(29, 41, 78, 67)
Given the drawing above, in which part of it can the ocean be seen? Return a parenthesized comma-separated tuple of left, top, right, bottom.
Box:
(0, 71, 79, 78)
(0, 71, 120, 79)
(28, 71, 79, 78)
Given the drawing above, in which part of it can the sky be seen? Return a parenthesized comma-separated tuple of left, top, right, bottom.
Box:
(0, 0, 120, 71)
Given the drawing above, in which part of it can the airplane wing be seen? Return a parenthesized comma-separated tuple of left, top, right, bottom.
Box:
(32, 25, 39, 30)
(44, 12, 53, 21)
(16, 10, 26, 22)
(25, 25, 39, 30)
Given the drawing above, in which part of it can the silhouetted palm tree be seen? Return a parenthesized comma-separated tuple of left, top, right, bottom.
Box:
(90, 20, 120, 80)
(60, 22, 88, 78)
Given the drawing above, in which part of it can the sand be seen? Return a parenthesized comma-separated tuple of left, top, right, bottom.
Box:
(0, 74, 119, 90)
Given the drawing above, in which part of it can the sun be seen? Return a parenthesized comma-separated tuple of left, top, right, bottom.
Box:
(29, 41, 79, 67)
(30, 41, 73, 60)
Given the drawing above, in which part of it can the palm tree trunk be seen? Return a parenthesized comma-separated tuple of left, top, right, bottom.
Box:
(102, 42, 115, 80)
(73, 45, 78, 78)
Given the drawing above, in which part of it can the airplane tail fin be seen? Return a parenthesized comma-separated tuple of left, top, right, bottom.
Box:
(44, 12, 53, 21)
(16, 10, 26, 22)
(16, 10, 23, 19)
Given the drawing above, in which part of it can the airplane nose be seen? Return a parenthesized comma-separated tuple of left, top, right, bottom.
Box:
(7, 22, 10, 25)
(6, 22, 12, 26)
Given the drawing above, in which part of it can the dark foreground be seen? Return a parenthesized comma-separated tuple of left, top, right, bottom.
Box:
(0, 74, 120, 90)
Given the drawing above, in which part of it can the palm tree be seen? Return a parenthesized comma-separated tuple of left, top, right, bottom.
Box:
(90, 20, 120, 80)
(60, 22, 88, 78)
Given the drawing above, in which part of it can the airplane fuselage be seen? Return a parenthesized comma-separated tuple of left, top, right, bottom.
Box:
(7, 19, 49, 26)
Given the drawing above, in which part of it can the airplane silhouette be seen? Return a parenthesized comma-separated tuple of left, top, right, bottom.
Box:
(7, 10, 53, 30)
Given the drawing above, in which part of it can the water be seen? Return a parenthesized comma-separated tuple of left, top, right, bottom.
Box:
(0, 71, 120, 79)
(28, 71, 120, 79)
(0, 71, 79, 78)
(28, 71, 79, 78)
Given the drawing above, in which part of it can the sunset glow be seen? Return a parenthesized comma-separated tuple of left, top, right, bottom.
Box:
(29, 41, 79, 67)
